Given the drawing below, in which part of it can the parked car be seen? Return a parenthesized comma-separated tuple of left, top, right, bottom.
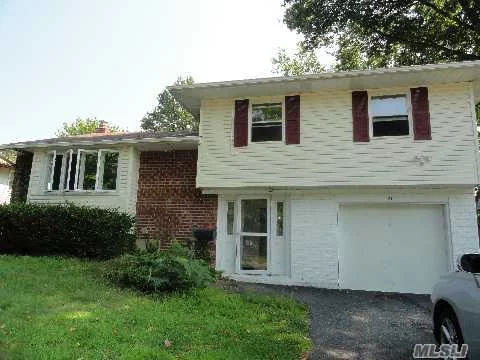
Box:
(431, 252, 480, 359)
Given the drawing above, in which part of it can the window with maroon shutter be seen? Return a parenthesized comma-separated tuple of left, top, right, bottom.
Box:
(352, 91, 369, 142)
(411, 87, 432, 140)
(234, 99, 249, 147)
(285, 95, 300, 145)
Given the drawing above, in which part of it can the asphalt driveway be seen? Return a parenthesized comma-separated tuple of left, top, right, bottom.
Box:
(230, 282, 434, 360)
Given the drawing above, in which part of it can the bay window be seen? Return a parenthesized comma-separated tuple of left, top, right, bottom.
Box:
(47, 149, 119, 191)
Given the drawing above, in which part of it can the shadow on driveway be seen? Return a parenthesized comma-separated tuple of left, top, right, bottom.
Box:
(229, 282, 434, 360)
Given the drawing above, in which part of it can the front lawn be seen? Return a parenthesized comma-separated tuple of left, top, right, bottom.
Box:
(0, 256, 310, 359)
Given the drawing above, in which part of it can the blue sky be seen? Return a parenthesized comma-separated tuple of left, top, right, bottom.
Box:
(0, 0, 334, 144)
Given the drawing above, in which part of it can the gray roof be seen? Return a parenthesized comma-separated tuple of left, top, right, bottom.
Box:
(168, 60, 480, 118)
(0, 131, 199, 151)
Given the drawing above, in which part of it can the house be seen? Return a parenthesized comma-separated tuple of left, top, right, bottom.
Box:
(1, 61, 480, 294)
(0, 158, 14, 204)
(0, 122, 217, 247)
(168, 61, 480, 294)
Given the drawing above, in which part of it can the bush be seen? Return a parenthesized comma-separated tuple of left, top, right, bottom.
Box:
(0, 202, 136, 259)
(103, 243, 216, 293)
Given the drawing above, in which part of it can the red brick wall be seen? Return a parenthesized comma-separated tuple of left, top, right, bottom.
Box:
(136, 150, 217, 248)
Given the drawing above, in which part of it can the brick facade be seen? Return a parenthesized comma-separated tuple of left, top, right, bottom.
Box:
(136, 150, 217, 248)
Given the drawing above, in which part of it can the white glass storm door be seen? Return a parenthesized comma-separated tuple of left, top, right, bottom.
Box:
(237, 198, 270, 273)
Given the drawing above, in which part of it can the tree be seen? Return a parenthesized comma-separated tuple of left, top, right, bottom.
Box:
(281, 0, 480, 129)
(283, 0, 480, 71)
(56, 118, 121, 137)
(0, 150, 16, 164)
(141, 76, 198, 133)
(272, 43, 326, 76)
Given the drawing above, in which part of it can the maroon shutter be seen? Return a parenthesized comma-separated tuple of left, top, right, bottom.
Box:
(234, 99, 249, 147)
(352, 91, 369, 142)
(411, 87, 432, 140)
(285, 95, 300, 144)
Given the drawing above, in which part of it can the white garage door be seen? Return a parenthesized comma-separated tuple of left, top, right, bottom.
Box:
(339, 204, 449, 294)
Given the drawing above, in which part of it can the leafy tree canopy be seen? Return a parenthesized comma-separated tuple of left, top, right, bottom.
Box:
(141, 76, 198, 133)
(0, 150, 16, 164)
(56, 117, 121, 137)
(280, 0, 479, 128)
(283, 0, 480, 71)
(272, 43, 326, 76)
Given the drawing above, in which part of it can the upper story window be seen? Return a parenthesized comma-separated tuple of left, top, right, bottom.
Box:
(251, 103, 283, 142)
(47, 149, 119, 192)
(371, 95, 409, 137)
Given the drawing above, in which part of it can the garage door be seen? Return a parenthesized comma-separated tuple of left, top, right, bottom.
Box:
(339, 204, 449, 294)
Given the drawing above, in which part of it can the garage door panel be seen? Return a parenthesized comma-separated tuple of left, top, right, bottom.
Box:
(339, 204, 449, 294)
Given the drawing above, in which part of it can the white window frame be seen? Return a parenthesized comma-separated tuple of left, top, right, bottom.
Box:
(368, 90, 412, 139)
(248, 100, 285, 144)
(275, 200, 285, 237)
(96, 149, 120, 191)
(226, 200, 235, 236)
(64, 149, 74, 191)
(75, 149, 98, 191)
(47, 150, 56, 191)
(47, 150, 69, 191)
(46, 148, 119, 192)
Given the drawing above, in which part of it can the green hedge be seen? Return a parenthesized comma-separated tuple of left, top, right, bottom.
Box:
(0, 202, 136, 259)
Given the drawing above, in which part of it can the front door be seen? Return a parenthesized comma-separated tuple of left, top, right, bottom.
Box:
(237, 198, 270, 273)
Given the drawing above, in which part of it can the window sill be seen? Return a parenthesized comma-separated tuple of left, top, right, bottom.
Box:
(43, 190, 119, 196)
(247, 140, 285, 145)
(371, 135, 411, 140)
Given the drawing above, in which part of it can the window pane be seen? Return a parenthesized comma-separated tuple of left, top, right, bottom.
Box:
(371, 96, 407, 117)
(227, 201, 235, 235)
(102, 152, 119, 190)
(241, 235, 267, 270)
(276, 202, 284, 236)
(252, 104, 282, 123)
(52, 154, 63, 190)
(241, 199, 267, 233)
(67, 153, 77, 190)
(62, 152, 77, 191)
(81, 152, 97, 190)
(373, 117, 409, 136)
(62, 152, 70, 190)
(251, 124, 282, 142)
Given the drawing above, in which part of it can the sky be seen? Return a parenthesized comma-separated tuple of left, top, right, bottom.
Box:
(0, 0, 332, 144)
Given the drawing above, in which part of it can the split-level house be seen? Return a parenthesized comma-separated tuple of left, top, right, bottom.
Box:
(169, 61, 480, 294)
(1, 61, 480, 294)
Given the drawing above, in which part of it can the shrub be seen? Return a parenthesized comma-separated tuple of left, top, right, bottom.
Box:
(0, 202, 136, 259)
(103, 243, 216, 293)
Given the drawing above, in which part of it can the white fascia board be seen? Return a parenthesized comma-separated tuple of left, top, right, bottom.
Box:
(169, 60, 480, 118)
(0, 136, 200, 151)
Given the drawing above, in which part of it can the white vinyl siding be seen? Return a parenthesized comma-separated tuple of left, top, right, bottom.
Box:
(0, 168, 13, 204)
(216, 187, 479, 292)
(198, 83, 479, 188)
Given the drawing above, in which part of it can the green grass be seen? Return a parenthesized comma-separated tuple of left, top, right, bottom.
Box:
(0, 255, 310, 359)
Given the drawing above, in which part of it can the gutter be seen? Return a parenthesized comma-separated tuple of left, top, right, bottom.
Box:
(0, 136, 200, 151)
